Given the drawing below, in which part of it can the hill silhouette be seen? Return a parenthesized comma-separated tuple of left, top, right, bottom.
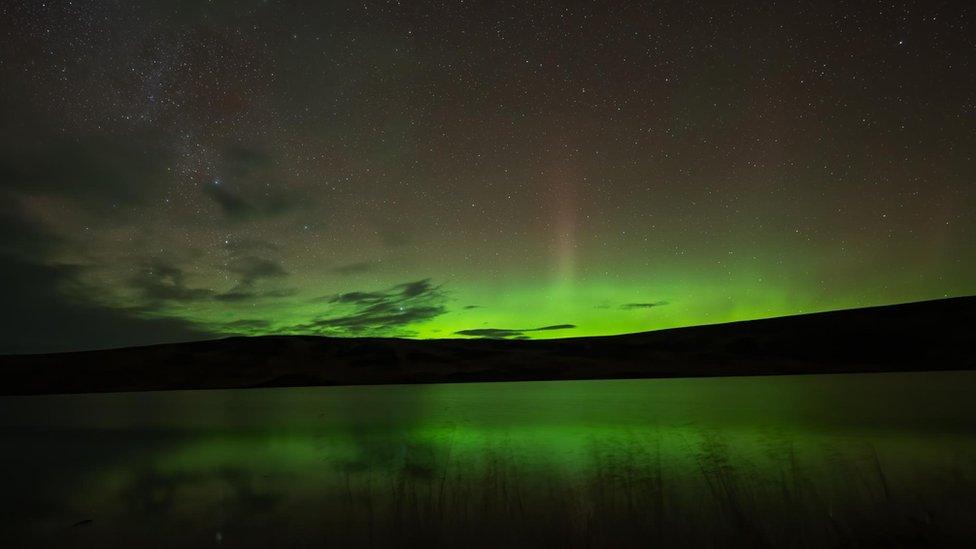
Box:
(1, 296, 973, 395)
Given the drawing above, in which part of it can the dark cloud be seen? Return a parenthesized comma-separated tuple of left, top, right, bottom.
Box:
(215, 288, 296, 303)
(129, 256, 292, 305)
(220, 319, 272, 333)
(309, 305, 444, 334)
(202, 181, 295, 222)
(222, 319, 271, 329)
(0, 206, 211, 354)
(536, 324, 576, 330)
(455, 324, 577, 340)
(216, 256, 292, 302)
(299, 279, 446, 336)
(328, 291, 386, 305)
(130, 259, 216, 303)
(0, 259, 215, 354)
(326, 280, 438, 305)
(398, 279, 434, 298)
(331, 261, 378, 276)
(0, 199, 61, 257)
(226, 256, 288, 285)
(203, 183, 250, 218)
(620, 301, 669, 310)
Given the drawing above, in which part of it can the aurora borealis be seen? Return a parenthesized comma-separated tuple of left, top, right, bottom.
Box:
(1, 1, 973, 353)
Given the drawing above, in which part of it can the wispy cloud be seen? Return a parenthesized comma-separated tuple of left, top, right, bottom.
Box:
(297, 279, 447, 336)
(620, 301, 669, 310)
(202, 180, 296, 222)
(129, 255, 293, 305)
(130, 259, 216, 303)
(455, 324, 576, 340)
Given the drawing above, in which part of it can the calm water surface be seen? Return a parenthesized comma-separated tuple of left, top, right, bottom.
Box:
(1, 371, 975, 547)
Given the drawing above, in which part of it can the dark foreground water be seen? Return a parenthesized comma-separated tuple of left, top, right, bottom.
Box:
(1, 371, 975, 547)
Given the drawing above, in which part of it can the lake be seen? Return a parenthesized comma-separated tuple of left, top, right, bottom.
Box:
(1, 370, 975, 547)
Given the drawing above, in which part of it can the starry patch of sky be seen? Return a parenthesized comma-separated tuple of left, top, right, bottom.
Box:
(0, 1, 973, 352)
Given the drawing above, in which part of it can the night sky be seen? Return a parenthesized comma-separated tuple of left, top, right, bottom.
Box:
(1, 1, 973, 353)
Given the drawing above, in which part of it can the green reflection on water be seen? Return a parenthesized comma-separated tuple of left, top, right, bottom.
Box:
(1, 371, 975, 547)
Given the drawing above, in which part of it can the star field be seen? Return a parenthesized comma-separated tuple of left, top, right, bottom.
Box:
(0, 1, 973, 352)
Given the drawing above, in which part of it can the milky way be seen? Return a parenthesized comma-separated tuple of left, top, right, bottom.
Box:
(1, 1, 973, 352)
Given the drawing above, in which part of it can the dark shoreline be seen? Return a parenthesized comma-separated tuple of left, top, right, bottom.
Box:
(2, 296, 974, 396)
